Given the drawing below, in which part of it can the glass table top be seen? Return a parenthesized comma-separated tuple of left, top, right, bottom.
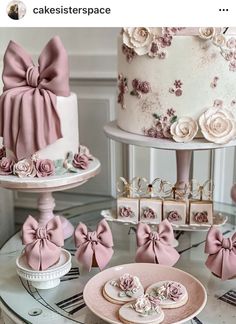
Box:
(0, 200, 236, 324)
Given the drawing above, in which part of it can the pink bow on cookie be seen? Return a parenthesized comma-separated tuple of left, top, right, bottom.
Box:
(0, 36, 70, 160)
(205, 226, 236, 280)
(22, 215, 64, 271)
(74, 220, 114, 271)
(135, 219, 179, 266)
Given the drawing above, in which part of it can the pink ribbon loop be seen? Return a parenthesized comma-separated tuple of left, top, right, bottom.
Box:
(22, 215, 64, 271)
(135, 219, 179, 266)
(205, 226, 236, 280)
(74, 220, 114, 272)
(0, 36, 70, 160)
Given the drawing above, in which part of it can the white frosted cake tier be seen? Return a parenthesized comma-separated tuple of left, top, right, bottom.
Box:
(117, 28, 236, 144)
(6, 92, 79, 161)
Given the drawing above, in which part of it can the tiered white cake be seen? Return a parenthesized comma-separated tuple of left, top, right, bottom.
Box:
(117, 27, 236, 144)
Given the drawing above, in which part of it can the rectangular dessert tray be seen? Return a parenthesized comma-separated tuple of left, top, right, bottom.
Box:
(101, 209, 228, 232)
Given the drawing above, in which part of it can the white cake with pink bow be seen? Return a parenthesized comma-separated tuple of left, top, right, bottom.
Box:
(117, 27, 236, 144)
(0, 37, 93, 178)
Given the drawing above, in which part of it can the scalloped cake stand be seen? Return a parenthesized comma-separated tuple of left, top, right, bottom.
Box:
(104, 121, 236, 188)
(0, 158, 101, 239)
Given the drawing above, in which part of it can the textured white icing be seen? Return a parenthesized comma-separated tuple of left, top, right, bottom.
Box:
(117, 33, 236, 139)
(37, 92, 79, 160)
(119, 301, 164, 324)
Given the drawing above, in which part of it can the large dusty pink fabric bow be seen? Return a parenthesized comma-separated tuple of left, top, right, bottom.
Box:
(22, 215, 64, 271)
(135, 219, 179, 266)
(0, 36, 70, 160)
(205, 226, 236, 280)
(74, 220, 114, 271)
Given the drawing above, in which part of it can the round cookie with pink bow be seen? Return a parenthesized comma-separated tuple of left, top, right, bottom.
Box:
(146, 280, 188, 308)
(103, 273, 144, 305)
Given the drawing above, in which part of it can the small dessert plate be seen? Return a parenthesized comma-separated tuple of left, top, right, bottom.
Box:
(16, 249, 71, 289)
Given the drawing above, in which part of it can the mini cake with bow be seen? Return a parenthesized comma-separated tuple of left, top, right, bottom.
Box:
(0, 37, 94, 178)
(135, 219, 180, 266)
(22, 215, 64, 270)
(74, 219, 114, 271)
(205, 226, 236, 280)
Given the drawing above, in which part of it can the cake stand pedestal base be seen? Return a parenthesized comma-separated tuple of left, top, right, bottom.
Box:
(37, 192, 74, 239)
(175, 150, 192, 189)
(0, 158, 101, 239)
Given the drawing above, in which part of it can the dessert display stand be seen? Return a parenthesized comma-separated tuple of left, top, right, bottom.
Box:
(103, 121, 229, 231)
(0, 158, 101, 239)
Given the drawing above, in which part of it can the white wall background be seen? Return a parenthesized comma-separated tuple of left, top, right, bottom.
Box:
(0, 28, 235, 235)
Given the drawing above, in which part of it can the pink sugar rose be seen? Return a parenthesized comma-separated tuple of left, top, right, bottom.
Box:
(167, 211, 182, 222)
(0, 157, 14, 175)
(13, 159, 37, 178)
(162, 125, 172, 139)
(145, 127, 158, 138)
(35, 159, 55, 177)
(175, 88, 183, 96)
(119, 274, 140, 292)
(166, 282, 184, 301)
(0, 147, 6, 160)
(73, 154, 89, 170)
(119, 207, 134, 218)
(194, 211, 208, 223)
(79, 145, 93, 160)
(139, 81, 151, 94)
(132, 78, 141, 90)
(142, 208, 156, 219)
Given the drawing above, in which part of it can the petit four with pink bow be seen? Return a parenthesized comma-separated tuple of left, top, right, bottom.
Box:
(135, 220, 180, 266)
(22, 215, 64, 271)
(205, 226, 236, 280)
(74, 219, 114, 271)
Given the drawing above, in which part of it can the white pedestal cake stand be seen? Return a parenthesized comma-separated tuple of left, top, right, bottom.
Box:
(104, 121, 231, 230)
(0, 158, 101, 239)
